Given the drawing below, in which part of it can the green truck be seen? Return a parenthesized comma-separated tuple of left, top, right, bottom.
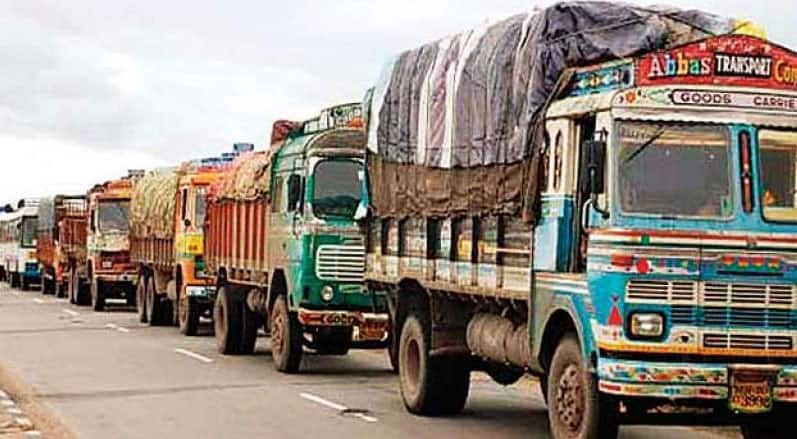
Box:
(206, 103, 391, 372)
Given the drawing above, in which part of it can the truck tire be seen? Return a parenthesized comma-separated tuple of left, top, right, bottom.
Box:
(270, 295, 302, 373)
(91, 279, 105, 311)
(240, 303, 259, 355)
(547, 334, 618, 439)
(179, 296, 200, 336)
(214, 286, 243, 354)
(68, 270, 77, 305)
(56, 280, 66, 298)
(10, 272, 19, 289)
(387, 322, 399, 373)
(146, 276, 170, 326)
(136, 277, 148, 323)
(399, 313, 470, 416)
(21, 277, 30, 291)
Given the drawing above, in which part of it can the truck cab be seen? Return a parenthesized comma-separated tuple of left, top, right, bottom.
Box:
(0, 201, 41, 290)
(86, 178, 138, 310)
(269, 104, 388, 348)
(535, 34, 797, 432)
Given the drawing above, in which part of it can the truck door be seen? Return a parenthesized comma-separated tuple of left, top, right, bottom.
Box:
(570, 115, 596, 273)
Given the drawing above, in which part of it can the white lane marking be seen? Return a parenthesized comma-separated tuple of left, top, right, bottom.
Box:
(7, 407, 23, 415)
(174, 348, 213, 363)
(25, 431, 43, 438)
(105, 323, 130, 333)
(32, 298, 44, 304)
(1, 399, 14, 407)
(62, 309, 79, 317)
(299, 393, 378, 423)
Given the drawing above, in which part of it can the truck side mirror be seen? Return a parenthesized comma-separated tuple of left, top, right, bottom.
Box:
(287, 174, 302, 212)
(583, 140, 605, 195)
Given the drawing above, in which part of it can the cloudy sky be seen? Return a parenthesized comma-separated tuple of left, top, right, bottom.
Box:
(1, 0, 795, 204)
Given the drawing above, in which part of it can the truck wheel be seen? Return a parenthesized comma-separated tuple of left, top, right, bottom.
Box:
(399, 313, 470, 416)
(21, 277, 30, 291)
(40, 276, 49, 295)
(214, 286, 243, 354)
(68, 271, 76, 304)
(270, 295, 302, 373)
(91, 280, 105, 311)
(179, 296, 199, 336)
(146, 276, 169, 326)
(136, 277, 148, 323)
(10, 273, 19, 289)
(240, 302, 259, 355)
(547, 334, 618, 439)
(741, 417, 792, 439)
(387, 322, 399, 373)
(56, 280, 66, 298)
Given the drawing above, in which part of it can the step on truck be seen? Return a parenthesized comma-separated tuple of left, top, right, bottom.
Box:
(37, 195, 87, 297)
(130, 152, 231, 333)
(364, 3, 797, 439)
(0, 200, 40, 290)
(68, 172, 141, 310)
(206, 104, 390, 372)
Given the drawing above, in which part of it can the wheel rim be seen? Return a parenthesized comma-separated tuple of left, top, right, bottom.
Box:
(555, 364, 585, 434)
(271, 310, 286, 359)
(403, 337, 421, 395)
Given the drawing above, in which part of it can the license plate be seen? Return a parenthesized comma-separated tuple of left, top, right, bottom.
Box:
(729, 369, 774, 414)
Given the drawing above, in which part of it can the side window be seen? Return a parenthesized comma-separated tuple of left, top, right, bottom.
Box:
(271, 176, 283, 213)
(181, 188, 189, 221)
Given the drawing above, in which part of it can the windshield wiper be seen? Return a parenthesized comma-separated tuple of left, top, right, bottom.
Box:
(623, 127, 666, 166)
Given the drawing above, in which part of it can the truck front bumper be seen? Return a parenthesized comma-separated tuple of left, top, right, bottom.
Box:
(95, 272, 137, 283)
(297, 308, 389, 342)
(598, 358, 797, 403)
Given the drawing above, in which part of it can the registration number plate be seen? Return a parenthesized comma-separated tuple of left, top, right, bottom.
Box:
(729, 369, 775, 414)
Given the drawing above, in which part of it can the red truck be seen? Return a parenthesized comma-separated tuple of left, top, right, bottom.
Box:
(37, 195, 87, 297)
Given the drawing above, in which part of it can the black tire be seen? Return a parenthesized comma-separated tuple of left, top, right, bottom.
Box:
(146, 275, 170, 326)
(387, 323, 399, 373)
(91, 279, 105, 312)
(547, 334, 618, 439)
(136, 276, 148, 323)
(10, 272, 19, 289)
(179, 295, 200, 336)
(270, 295, 302, 373)
(40, 275, 49, 295)
(398, 313, 470, 416)
(21, 277, 30, 291)
(68, 270, 77, 305)
(240, 298, 259, 354)
(539, 375, 549, 405)
(56, 280, 67, 298)
(214, 286, 243, 354)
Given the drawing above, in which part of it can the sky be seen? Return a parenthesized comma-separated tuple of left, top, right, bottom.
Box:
(1, 0, 796, 204)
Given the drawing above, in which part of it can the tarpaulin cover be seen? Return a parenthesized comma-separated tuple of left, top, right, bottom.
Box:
(131, 168, 181, 240)
(210, 151, 272, 202)
(367, 1, 736, 220)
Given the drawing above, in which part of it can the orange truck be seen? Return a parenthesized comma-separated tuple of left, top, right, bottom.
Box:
(130, 153, 235, 333)
(67, 172, 141, 310)
(37, 195, 87, 297)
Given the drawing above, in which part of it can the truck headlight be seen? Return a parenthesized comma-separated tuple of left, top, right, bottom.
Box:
(630, 313, 664, 338)
(320, 285, 334, 302)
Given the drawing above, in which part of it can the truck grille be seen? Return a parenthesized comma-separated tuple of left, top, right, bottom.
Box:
(702, 282, 794, 307)
(626, 279, 697, 302)
(703, 332, 793, 350)
(316, 243, 365, 282)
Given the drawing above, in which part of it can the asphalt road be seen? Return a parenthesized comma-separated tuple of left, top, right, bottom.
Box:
(0, 283, 735, 439)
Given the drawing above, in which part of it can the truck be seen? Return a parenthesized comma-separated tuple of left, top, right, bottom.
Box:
(67, 173, 140, 310)
(0, 200, 41, 290)
(364, 3, 795, 439)
(206, 104, 390, 372)
(131, 153, 233, 334)
(37, 195, 87, 297)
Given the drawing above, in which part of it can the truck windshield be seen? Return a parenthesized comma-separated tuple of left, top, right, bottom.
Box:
(312, 160, 363, 219)
(760, 130, 797, 222)
(98, 200, 130, 232)
(20, 217, 37, 248)
(616, 121, 733, 219)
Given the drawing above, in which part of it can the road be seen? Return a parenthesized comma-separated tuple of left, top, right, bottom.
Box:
(0, 283, 736, 439)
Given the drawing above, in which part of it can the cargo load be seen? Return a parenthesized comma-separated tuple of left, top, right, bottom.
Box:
(366, 1, 737, 220)
(130, 168, 182, 240)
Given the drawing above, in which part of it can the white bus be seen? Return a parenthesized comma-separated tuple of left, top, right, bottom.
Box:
(0, 202, 41, 289)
